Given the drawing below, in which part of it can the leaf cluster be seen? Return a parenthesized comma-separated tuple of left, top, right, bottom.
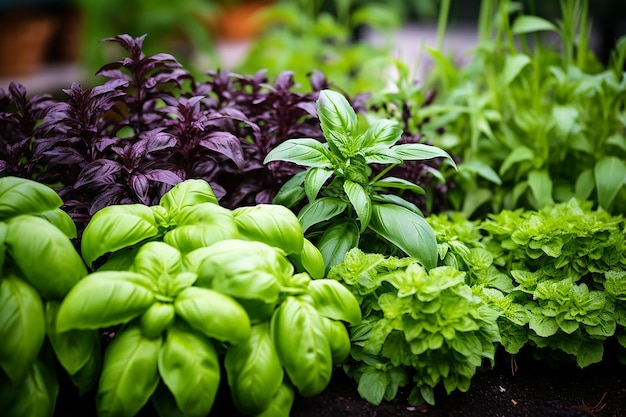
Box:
(328, 248, 501, 406)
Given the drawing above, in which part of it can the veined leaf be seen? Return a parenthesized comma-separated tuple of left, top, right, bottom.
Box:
(158, 179, 218, 219)
(317, 89, 358, 143)
(56, 271, 156, 331)
(130, 241, 183, 283)
(317, 220, 360, 273)
(308, 279, 362, 325)
(298, 197, 348, 232)
(288, 238, 326, 279)
(234, 204, 304, 255)
(361, 146, 403, 164)
(0, 274, 45, 382)
(372, 177, 425, 194)
(343, 180, 371, 232)
(369, 204, 437, 270)
(361, 119, 402, 148)
(159, 323, 221, 417)
(264, 138, 332, 168)
(0, 177, 62, 220)
(272, 171, 307, 208)
(81, 204, 159, 267)
(37, 208, 77, 239)
(304, 167, 334, 202)
(96, 326, 161, 417)
(225, 322, 284, 415)
(393, 143, 457, 169)
(174, 286, 251, 344)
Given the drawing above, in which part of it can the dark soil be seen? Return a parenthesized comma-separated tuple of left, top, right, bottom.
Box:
(54, 346, 626, 417)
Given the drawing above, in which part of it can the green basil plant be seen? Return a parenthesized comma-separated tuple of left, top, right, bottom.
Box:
(265, 89, 456, 272)
(57, 179, 361, 417)
(0, 177, 94, 417)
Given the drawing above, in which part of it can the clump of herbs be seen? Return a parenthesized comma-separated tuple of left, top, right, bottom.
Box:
(328, 248, 501, 406)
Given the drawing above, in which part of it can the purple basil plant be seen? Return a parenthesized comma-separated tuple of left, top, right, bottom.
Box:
(0, 34, 454, 237)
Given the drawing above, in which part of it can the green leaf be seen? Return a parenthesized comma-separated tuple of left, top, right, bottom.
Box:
(288, 238, 326, 279)
(1, 357, 58, 417)
(158, 179, 218, 218)
(130, 241, 183, 282)
(529, 314, 559, 337)
(501, 54, 531, 85)
(343, 180, 372, 232)
(255, 382, 295, 417)
(460, 160, 501, 184)
(369, 204, 438, 270)
(264, 138, 333, 168)
(234, 204, 304, 255)
(317, 220, 360, 273)
(225, 322, 284, 415)
(0, 274, 45, 382)
(500, 146, 534, 176)
(159, 323, 221, 417)
(81, 204, 159, 267)
(512, 15, 558, 35)
(575, 168, 595, 201)
(196, 240, 290, 301)
(271, 296, 333, 397)
(319, 316, 351, 363)
(304, 167, 334, 202)
(46, 301, 101, 376)
(594, 156, 626, 210)
(0, 177, 62, 220)
(372, 177, 425, 194)
(317, 89, 358, 143)
(528, 170, 555, 207)
(96, 326, 161, 417)
(174, 286, 251, 344)
(361, 146, 403, 164)
(361, 119, 402, 148)
(140, 302, 176, 340)
(357, 366, 389, 406)
(272, 171, 306, 208)
(393, 143, 456, 168)
(6, 215, 87, 299)
(37, 208, 77, 239)
(308, 279, 361, 325)
(56, 271, 156, 331)
(298, 197, 348, 233)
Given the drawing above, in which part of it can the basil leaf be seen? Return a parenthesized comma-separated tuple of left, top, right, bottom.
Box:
(159, 323, 221, 417)
(97, 326, 161, 417)
(308, 279, 362, 325)
(234, 204, 304, 255)
(264, 138, 333, 168)
(298, 197, 348, 233)
(361, 118, 402, 148)
(317, 89, 358, 145)
(158, 179, 218, 218)
(304, 167, 334, 202)
(317, 220, 360, 273)
(288, 238, 326, 279)
(0, 176, 62, 220)
(343, 180, 372, 232)
(2, 357, 58, 417)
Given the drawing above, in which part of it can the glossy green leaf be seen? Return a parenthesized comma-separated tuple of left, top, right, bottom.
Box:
(225, 322, 284, 415)
(343, 180, 372, 232)
(158, 179, 218, 218)
(594, 156, 626, 209)
(288, 238, 326, 279)
(369, 204, 437, 270)
(317, 89, 357, 142)
(271, 296, 333, 397)
(392, 143, 457, 169)
(255, 382, 295, 417)
(298, 197, 348, 232)
(528, 170, 555, 207)
(234, 204, 304, 255)
(173, 202, 236, 229)
(308, 279, 361, 325)
(371, 177, 426, 194)
(0, 274, 45, 382)
(6, 215, 87, 299)
(317, 220, 360, 273)
(164, 224, 238, 253)
(56, 271, 156, 332)
(319, 317, 352, 364)
(68, 344, 101, 395)
(2, 357, 58, 417)
(140, 302, 176, 340)
(264, 138, 333, 168)
(272, 171, 306, 208)
(361, 118, 402, 148)
(0, 176, 62, 220)
(81, 204, 159, 267)
(196, 240, 288, 302)
(96, 326, 161, 417)
(46, 300, 101, 376)
(37, 208, 77, 239)
(159, 323, 221, 417)
(130, 241, 182, 283)
(362, 146, 403, 164)
(511, 15, 557, 35)
(174, 286, 251, 344)
(304, 167, 334, 202)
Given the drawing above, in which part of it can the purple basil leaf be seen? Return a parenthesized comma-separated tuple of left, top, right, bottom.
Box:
(75, 160, 123, 188)
(144, 169, 183, 186)
(199, 132, 245, 169)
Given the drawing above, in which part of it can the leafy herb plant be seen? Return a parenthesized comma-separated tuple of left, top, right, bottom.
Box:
(328, 248, 501, 406)
(57, 178, 361, 417)
(265, 89, 456, 272)
(0, 177, 94, 417)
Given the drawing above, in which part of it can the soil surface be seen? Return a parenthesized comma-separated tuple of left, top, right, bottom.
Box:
(54, 345, 626, 417)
